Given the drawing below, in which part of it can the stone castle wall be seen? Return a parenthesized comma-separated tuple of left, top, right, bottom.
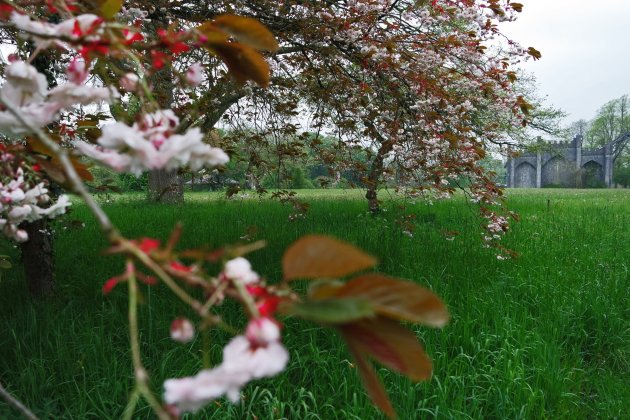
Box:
(506, 135, 614, 188)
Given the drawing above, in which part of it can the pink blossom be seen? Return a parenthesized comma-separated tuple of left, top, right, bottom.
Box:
(0, 102, 61, 136)
(3, 60, 47, 98)
(55, 14, 104, 40)
(185, 62, 204, 86)
(163, 334, 289, 413)
(120, 73, 139, 91)
(37, 194, 71, 218)
(170, 318, 195, 343)
(221, 335, 288, 380)
(0, 159, 71, 242)
(76, 110, 229, 175)
(10, 12, 103, 49)
(223, 257, 259, 285)
(67, 58, 89, 84)
(0, 61, 116, 136)
(7, 204, 34, 224)
(10, 12, 56, 44)
(164, 366, 249, 412)
(246, 317, 281, 347)
(48, 84, 119, 107)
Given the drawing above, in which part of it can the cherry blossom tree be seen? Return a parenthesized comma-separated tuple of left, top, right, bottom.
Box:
(197, 0, 537, 250)
(0, 1, 459, 418)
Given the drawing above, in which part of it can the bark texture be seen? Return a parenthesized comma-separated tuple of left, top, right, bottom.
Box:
(145, 9, 184, 204)
(20, 219, 55, 297)
(20, 50, 56, 297)
(365, 140, 393, 214)
(147, 170, 184, 203)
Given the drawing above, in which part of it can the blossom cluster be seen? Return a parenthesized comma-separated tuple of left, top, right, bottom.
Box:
(164, 318, 288, 413)
(75, 109, 229, 175)
(0, 151, 71, 242)
(164, 257, 288, 414)
(0, 60, 118, 136)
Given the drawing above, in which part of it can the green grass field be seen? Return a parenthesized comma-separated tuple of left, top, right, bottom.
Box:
(1, 189, 629, 419)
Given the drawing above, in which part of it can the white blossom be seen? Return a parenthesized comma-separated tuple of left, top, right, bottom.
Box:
(164, 334, 288, 413)
(223, 257, 259, 285)
(76, 110, 229, 175)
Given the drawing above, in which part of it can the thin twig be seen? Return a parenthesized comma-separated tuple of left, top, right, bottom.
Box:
(126, 261, 171, 420)
(0, 382, 39, 420)
(0, 96, 119, 242)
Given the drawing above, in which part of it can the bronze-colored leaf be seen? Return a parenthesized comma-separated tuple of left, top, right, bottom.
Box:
(345, 339, 395, 419)
(334, 274, 449, 327)
(211, 15, 279, 52)
(26, 136, 54, 156)
(197, 22, 231, 44)
(283, 235, 377, 281)
(340, 317, 432, 381)
(527, 46, 541, 60)
(69, 157, 94, 182)
(51, 156, 94, 182)
(35, 157, 66, 184)
(206, 41, 271, 87)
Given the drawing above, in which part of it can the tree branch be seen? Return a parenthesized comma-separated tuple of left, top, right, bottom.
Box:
(0, 383, 38, 420)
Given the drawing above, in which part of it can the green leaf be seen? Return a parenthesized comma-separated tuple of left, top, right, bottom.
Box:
(100, 0, 123, 19)
(284, 298, 374, 324)
(0, 257, 11, 269)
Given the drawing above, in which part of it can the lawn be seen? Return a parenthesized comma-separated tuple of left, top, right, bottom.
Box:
(1, 188, 629, 419)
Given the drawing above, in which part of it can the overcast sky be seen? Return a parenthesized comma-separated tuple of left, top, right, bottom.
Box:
(500, 0, 630, 124)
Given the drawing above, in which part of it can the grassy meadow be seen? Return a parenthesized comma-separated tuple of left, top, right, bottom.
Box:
(1, 188, 629, 419)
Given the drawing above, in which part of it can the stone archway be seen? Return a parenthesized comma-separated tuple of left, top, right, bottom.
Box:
(542, 156, 575, 187)
(514, 162, 536, 187)
(581, 160, 604, 188)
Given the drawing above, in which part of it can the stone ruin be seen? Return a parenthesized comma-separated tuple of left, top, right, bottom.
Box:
(505, 133, 630, 188)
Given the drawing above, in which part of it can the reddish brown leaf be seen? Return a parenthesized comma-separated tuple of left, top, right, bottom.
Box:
(206, 41, 271, 87)
(340, 317, 432, 381)
(527, 47, 541, 60)
(197, 22, 230, 44)
(282, 235, 377, 281)
(334, 274, 449, 327)
(211, 15, 279, 52)
(25, 136, 54, 155)
(35, 157, 66, 184)
(345, 339, 395, 419)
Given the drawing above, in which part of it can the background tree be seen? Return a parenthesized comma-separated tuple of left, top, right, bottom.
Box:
(584, 95, 630, 147)
(105, 0, 538, 243)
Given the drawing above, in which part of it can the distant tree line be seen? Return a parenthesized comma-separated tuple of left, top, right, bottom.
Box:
(566, 95, 630, 187)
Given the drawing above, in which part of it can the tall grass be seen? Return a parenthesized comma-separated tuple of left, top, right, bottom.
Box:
(1, 189, 629, 418)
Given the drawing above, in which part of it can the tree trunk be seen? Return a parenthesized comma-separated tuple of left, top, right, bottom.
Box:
(148, 170, 184, 203)
(144, 9, 184, 204)
(20, 219, 55, 297)
(365, 140, 393, 214)
(20, 49, 56, 297)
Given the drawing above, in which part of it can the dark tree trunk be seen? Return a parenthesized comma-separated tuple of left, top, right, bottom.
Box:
(145, 9, 184, 204)
(147, 170, 184, 203)
(365, 140, 394, 214)
(20, 219, 55, 297)
(20, 49, 56, 297)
